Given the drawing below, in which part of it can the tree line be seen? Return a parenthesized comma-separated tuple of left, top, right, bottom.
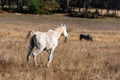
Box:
(0, 0, 120, 18)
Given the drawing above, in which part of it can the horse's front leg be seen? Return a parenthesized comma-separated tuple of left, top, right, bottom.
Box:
(46, 48, 54, 67)
(32, 48, 44, 68)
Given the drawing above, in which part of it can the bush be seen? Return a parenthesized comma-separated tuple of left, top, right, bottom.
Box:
(0, 7, 2, 12)
(28, 0, 40, 14)
(16, 5, 24, 13)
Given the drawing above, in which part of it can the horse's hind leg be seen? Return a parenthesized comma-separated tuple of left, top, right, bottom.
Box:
(26, 35, 35, 64)
(26, 46, 33, 64)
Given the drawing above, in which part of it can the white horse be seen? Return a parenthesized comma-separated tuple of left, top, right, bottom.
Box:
(24, 24, 68, 68)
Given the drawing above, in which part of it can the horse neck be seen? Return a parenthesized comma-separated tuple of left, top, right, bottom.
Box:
(55, 27, 63, 39)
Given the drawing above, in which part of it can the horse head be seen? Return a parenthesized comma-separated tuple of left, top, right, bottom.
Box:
(60, 23, 68, 43)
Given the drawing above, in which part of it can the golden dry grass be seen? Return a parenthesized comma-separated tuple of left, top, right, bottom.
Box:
(0, 13, 120, 80)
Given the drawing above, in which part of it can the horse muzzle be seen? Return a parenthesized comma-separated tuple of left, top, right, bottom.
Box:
(64, 37, 67, 43)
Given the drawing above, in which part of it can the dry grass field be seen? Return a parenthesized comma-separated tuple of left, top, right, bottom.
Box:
(0, 13, 120, 80)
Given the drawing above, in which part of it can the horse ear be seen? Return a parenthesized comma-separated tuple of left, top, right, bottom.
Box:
(64, 23, 66, 26)
(64, 22, 66, 25)
(62, 23, 66, 27)
(59, 23, 67, 27)
(59, 23, 63, 26)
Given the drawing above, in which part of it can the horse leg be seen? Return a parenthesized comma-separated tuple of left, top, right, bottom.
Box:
(32, 48, 44, 68)
(46, 48, 54, 67)
(80, 37, 82, 40)
(26, 46, 34, 64)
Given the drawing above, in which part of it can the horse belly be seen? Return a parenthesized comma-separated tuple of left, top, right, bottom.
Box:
(45, 36, 54, 50)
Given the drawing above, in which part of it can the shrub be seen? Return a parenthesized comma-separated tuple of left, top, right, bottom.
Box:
(16, 5, 24, 13)
(28, 0, 40, 14)
(0, 7, 2, 12)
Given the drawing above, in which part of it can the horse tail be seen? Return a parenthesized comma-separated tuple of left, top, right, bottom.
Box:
(24, 31, 35, 42)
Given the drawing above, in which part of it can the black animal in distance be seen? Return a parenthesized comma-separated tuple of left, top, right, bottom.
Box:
(80, 34, 93, 41)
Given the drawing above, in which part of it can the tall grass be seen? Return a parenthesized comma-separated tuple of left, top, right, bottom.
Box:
(0, 14, 120, 80)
